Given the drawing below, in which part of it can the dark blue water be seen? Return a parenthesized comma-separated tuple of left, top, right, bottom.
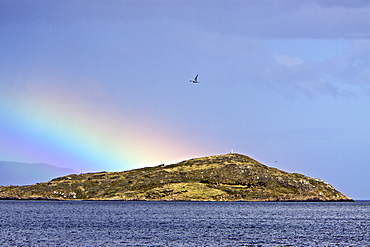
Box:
(0, 201, 368, 246)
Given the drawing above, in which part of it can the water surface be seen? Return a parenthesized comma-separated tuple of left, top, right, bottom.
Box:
(0, 200, 369, 246)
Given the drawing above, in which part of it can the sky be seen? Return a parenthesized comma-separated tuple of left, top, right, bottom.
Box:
(0, 0, 369, 200)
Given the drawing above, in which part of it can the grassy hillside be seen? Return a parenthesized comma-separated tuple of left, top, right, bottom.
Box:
(0, 153, 352, 201)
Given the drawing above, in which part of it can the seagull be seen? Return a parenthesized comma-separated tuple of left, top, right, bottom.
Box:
(190, 74, 199, 83)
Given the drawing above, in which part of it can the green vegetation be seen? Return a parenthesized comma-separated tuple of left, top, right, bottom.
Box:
(0, 153, 352, 201)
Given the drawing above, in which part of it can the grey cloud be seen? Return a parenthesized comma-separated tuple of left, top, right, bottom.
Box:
(323, 40, 370, 86)
(1, 1, 369, 39)
(313, 0, 370, 8)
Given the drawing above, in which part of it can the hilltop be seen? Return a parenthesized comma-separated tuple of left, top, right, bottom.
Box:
(0, 153, 352, 201)
(0, 161, 78, 186)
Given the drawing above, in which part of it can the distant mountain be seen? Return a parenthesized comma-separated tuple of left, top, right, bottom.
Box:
(0, 161, 78, 186)
(0, 154, 352, 201)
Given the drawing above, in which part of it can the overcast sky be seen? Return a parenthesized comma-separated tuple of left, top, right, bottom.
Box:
(1, 0, 369, 199)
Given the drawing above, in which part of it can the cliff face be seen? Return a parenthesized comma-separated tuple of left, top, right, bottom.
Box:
(0, 153, 352, 201)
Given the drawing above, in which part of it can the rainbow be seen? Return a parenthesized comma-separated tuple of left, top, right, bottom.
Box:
(0, 80, 206, 173)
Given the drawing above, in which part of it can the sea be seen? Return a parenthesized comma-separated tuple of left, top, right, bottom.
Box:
(0, 200, 368, 246)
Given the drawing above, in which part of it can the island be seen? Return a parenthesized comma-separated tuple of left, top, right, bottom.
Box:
(0, 153, 352, 201)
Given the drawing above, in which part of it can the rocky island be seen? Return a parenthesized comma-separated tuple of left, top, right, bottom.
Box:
(0, 153, 352, 201)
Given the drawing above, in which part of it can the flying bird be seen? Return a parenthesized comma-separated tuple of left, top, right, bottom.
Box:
(190, 74, 200, 83)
